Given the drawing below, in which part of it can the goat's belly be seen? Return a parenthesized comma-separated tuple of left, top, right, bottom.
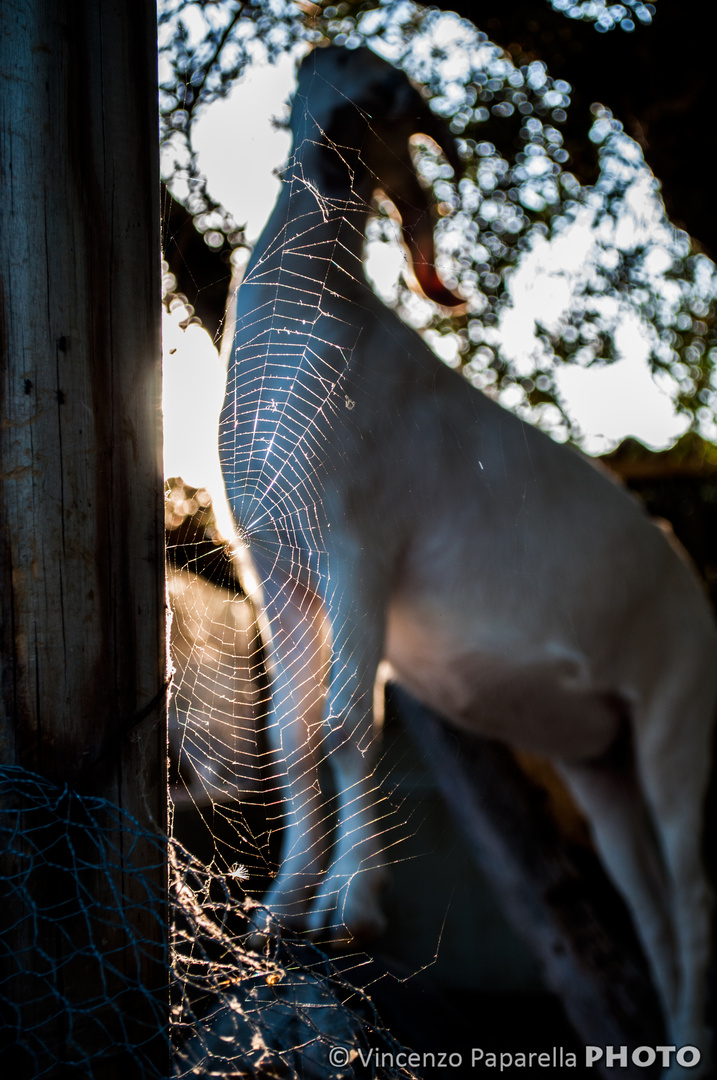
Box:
(384, 616, 621, 762)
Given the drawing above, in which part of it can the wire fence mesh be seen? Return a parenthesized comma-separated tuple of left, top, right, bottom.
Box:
(0, 764, 419, 1080)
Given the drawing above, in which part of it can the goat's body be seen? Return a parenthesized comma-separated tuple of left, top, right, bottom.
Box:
(227, 230, 715, 757)
(220, 47, 716, 1066)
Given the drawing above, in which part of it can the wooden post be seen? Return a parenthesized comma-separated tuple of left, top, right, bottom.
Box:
(0, 2, 166, 1076)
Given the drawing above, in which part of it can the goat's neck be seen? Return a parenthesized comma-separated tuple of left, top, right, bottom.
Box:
(246, 167, 371, 297)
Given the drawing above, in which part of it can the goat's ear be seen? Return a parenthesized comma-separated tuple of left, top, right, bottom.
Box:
(314, 103, 370, 197)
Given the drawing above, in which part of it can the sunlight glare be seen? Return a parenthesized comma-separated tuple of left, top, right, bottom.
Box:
(162, 309, 235, 536)
(555, 327, 690, 453)
(192, 50, 297, 242)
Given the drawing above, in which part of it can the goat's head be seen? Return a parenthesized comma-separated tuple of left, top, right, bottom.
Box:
(291, 46, 462, 308)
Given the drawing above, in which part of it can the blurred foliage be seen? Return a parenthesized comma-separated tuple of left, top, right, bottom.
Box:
(545, 0, 655, 34)
(158, 0, 717, 445)
(161, 185, 234, 339)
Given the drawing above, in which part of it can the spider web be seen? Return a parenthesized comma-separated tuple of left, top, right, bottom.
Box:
(162, 41, 546, 1080)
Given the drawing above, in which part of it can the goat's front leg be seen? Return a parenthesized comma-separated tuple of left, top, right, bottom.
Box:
(255, 574, 332, 933)
(305, 584, 388, 943)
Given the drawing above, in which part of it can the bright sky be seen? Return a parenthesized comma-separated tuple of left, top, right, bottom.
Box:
(162, 48, 688, 491)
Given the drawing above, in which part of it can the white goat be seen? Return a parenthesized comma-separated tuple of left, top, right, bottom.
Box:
(219, 45, 716, 1057)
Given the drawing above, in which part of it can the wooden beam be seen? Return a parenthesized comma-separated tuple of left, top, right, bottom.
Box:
(0, 2, 166, 1076)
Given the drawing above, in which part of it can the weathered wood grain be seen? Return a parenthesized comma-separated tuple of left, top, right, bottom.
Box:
(0, 3, 166, 1075)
